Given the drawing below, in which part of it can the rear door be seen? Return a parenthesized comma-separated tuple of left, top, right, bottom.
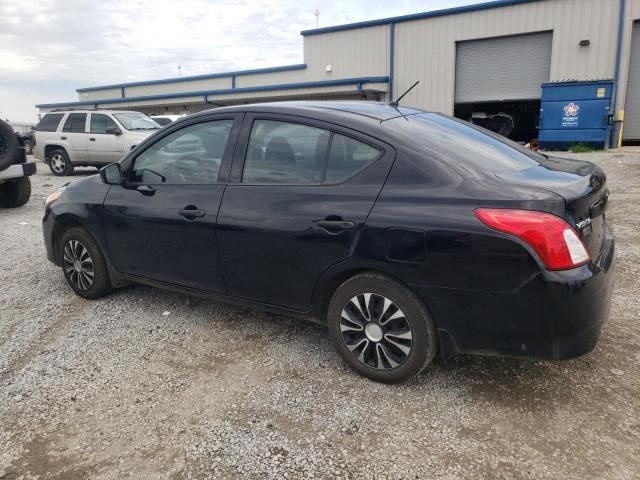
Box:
(88, 113, 125, 164)
(216, 114, 395, 311)
(61, 113, 88, 163)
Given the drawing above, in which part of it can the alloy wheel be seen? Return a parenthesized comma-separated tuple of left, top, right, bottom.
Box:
(62, 239, 95, 291)
(340, 293, 413, 370)
(50, 153, 66, 173)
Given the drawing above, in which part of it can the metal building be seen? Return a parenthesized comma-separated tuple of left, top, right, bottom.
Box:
(36, 0, 640, 145)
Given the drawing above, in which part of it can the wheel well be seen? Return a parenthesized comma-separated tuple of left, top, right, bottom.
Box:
(51, 218, 83, 263)
(45, 145, 67, 161)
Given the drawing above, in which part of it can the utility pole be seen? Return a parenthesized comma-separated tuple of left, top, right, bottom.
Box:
(314, 9, 320, 28)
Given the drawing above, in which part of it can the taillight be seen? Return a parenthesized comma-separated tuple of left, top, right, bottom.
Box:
(474, 208, 590, 271)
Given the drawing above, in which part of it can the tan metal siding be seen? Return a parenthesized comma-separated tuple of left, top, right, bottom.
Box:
(394, 0, 620, 114)
(235, 70, 308, 88)
(78, 88, 122, 101)
(615, 0, 640, 113)
(302, 25, 389, 80)
(124, 77, 231, 98)
(623, 21, 640, 140)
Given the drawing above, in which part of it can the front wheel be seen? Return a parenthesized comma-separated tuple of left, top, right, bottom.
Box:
(59, 227, 113, 299)
(327, 273, 438, 383)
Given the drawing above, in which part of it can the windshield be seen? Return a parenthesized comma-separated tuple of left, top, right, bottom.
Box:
(113, 112, 160, 131)
(390, 113, 545, 174)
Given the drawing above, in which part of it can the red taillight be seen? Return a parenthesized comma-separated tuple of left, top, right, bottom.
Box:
(474, 208, 590, 271)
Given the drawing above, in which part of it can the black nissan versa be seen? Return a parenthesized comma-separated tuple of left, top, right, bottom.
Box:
(42, 101, 615, 383)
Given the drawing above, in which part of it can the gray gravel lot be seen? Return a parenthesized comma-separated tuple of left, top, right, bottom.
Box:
(1, 150, 639, 479)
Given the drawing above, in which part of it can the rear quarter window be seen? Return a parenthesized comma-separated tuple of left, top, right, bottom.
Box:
(36, 113, 64, 132)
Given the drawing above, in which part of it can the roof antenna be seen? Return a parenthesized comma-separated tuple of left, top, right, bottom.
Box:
(388, 80, 419, 108)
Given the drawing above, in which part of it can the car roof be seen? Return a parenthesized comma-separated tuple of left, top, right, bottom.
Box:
(45, 109, 140, 114)
(195, 101, 427, 123)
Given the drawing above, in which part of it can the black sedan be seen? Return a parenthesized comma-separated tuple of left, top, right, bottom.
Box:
(42, 101, 615, 383)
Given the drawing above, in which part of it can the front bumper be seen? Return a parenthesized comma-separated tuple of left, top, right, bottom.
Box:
(43, 208, 58, 265)
(419, 225, 616, 360)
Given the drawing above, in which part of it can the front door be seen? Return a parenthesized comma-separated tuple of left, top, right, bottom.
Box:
(217, 115, 395, 311)
(102, 115, 242, 292)
(88, 113, 125, 164)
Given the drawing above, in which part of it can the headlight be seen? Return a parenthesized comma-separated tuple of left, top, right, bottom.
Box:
(44, 189, 64, 209)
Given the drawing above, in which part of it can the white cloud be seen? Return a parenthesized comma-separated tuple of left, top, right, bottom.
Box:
(0, 0, 485, 122)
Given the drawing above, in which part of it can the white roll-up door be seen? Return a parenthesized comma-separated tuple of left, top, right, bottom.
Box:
(455, 31, 553, 104)
(623, 22, 640, 141)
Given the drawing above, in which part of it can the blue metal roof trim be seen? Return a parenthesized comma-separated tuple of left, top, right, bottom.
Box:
(300, 0, 538, 36)
(75, 64, 308, 92)
(36, 76, 389, 108)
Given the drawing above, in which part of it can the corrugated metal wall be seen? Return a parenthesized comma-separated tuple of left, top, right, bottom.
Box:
(623, 21, 640, 140)
(78, 88, 122, 101)
(394, 0, 620, 114)
(302, 25, 389, 80)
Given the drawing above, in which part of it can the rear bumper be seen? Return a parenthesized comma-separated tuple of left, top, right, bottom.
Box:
(418, 225, 616, 360)
(0, 162, 36, 180)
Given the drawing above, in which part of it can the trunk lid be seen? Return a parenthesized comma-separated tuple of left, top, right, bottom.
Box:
(495, 156, 609, 259)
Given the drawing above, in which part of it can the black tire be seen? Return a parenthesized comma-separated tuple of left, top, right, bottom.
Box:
(48, 148, 74, 176)
(59, 227, 113, 299)
(0, 177, 31, 208)
(0, 120, 19, 171)
(327, 273, 438, 384)
(23, 141, 33, 155)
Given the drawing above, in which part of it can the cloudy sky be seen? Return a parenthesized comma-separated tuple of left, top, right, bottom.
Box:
(1, 0, 486, 122)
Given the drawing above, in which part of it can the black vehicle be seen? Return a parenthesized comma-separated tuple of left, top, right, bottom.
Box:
(0, 119, 36, 208)
(42, 101, 615, 383)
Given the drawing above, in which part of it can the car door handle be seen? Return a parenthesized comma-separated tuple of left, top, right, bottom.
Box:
(89, 138, 96, 141)
(178, 208, 206, 220)
(136, 185, 157, 196)
(316, 220, 355, 231)
(60, 136, 67, 140)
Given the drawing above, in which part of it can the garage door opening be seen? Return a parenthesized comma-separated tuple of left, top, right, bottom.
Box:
(454, 31, 552, 143)
(454, 100, 541, 143)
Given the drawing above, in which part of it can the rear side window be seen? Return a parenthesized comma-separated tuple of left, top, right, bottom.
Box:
(242, 120, 329, 184)
(90, 114, 119, 134)
(62, 113, 87, 133)
(36, 113, 64, 132)
(325, 134, 381, 183)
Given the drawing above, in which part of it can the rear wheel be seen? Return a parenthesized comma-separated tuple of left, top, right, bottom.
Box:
(60, 227, 112, 299)
(327, 273, 438, 383)
(0, 177, 31, 208)
(48, 148, 73, 176)
(23, 141, 33, 155)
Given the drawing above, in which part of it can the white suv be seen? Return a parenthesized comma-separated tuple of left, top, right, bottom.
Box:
(33, 109, 161, 176)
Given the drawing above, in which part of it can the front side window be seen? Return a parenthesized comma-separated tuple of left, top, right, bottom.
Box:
(62, 113, 87, 133)
(242, 120, 329, 184)
(36, 113, 64, 132)
(90, 114, 119, 134)
(130, 120, 233, 185)
(113, 112, 160, 131)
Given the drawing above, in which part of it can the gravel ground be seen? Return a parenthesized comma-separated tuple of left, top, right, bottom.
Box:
(1, 150, 639, 480)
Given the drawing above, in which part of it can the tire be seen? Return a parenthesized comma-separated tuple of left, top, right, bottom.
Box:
(0, 177, 31, 208)
(59, 227, 113, 299)
(0, 120, 19, 171)
(23, 141, 33, 155)
(327, 273, 438, 384)
(48, 148, 73, 176)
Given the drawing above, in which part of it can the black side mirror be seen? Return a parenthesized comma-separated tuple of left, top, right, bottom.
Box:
(106, 126, 122, 136)
(100, 163, 122, 185)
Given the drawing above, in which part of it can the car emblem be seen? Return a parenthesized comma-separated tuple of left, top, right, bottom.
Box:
(576, 218, 591, 229)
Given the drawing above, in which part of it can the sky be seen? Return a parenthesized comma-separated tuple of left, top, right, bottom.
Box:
(0, 0, 487, 123)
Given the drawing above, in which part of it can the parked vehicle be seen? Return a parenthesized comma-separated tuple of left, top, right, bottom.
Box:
(149, 115, 184, 127)
(33, 109, 160, 176)
(10, 123, 35, 154)
(0, 119, 36, 207)
(42, 101, 615, 383)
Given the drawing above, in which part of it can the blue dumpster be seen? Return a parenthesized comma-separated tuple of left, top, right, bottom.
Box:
(538, 80, 614, 149)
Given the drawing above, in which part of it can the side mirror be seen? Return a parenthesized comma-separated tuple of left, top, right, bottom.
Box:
(106, 126, 122, 136)
(100, 163, 122, 185)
